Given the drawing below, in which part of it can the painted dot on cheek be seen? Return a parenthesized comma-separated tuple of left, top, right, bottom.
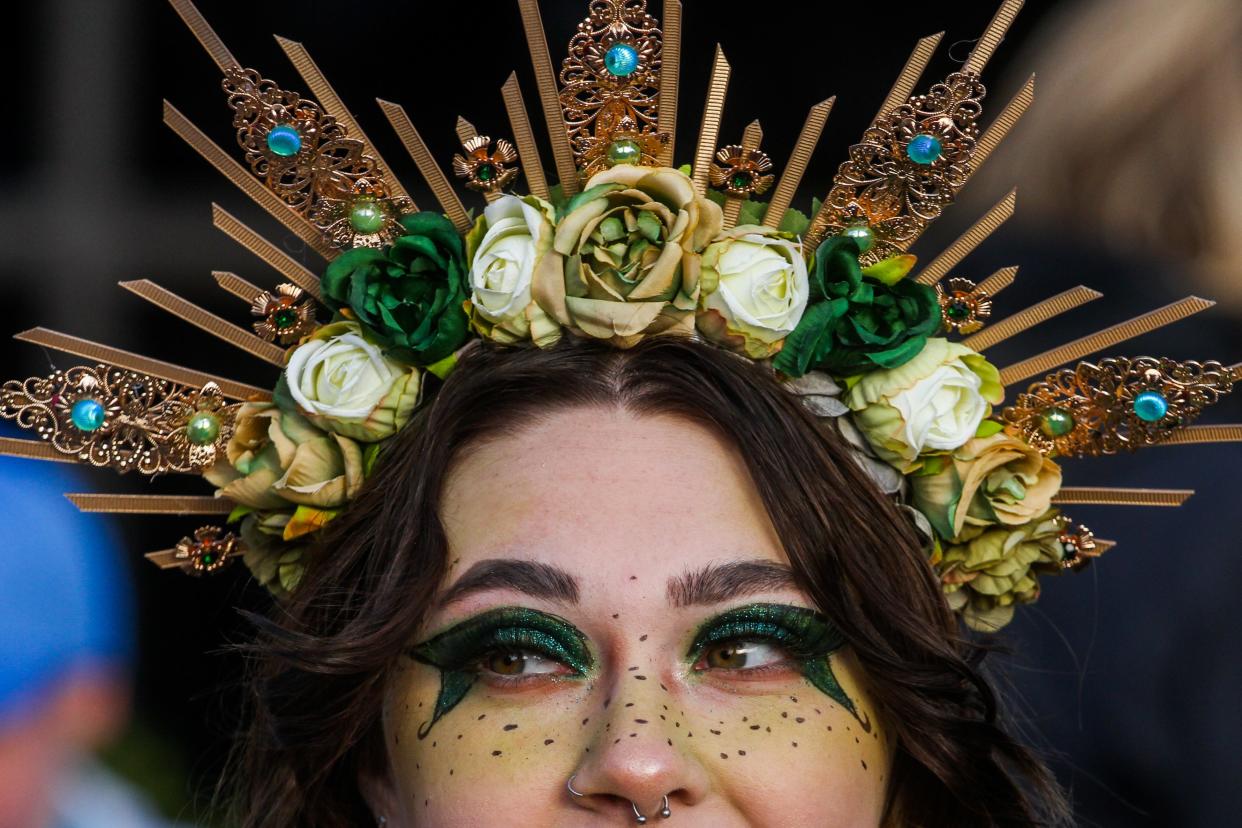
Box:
(635, 719, 648, 724)
(710, 729, 721, 735)
(639, 634, 648, 641)
(720, 753, 728, 760)
(749, 725, 760, 731)
(862, 760, 868, 770)
(492, 750, 502, 756)
(503, 724, 518, 731)
(738, 750, 746, 756)
(792, 742, 798, 748)
(545, 739, 554, 745)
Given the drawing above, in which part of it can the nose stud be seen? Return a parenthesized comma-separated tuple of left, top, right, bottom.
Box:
(659, 795, 672, 818)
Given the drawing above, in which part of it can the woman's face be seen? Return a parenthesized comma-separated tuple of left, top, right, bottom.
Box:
(371, 408, 892, 826)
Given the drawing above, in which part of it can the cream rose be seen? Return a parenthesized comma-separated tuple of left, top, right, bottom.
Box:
(284, 321, 422, 442)
(911, 432, 1064, 541)
(696, 225, 809, 359)
(464, 194, 560, 346)
(844, 338, 1003, 472)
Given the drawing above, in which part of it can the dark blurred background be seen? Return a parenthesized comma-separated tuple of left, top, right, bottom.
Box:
(2, 0, 1238, 825)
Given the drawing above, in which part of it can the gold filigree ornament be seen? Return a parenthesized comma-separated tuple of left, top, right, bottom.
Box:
(0, 366, 240, 475)
(175, 526, 239, 574)
(936, 277, 993, 334)
(559, 0, 669, 176)
(251, 283, 317, 344)
(1001, 357, 1236, 458)
(709, 145, 775, 199)
(1056, 520, 1101, 571)
(452, 135, 520, 194)
(816, 71, 985, 264)
(223, 66, 411, 248)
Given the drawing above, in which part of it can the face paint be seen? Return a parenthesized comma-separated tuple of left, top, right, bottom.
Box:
(407, 606, 594, 738)
(686, 603, 861, 721)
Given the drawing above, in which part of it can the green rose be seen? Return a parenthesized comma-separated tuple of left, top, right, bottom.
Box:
(772, 235, 941, 378)
(283, 321, 423, 442)
(845, 338, 1003, 473)
(533, 165, 723, 348)
(696, 225, 809, 359)
(321, 212, 470, 365)
(239, 513, 312, 598)
(938, 509, 1067, 631)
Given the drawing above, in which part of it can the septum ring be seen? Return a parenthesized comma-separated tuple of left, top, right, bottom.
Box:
(567, 776, 672, 821)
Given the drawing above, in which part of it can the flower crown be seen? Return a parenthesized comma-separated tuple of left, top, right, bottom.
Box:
(3, 0, 1238, 631)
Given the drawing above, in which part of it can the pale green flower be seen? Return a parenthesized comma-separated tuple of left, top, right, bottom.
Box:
(464, 194, 561, 347)
(697, 225, 809, 359)
(938, 509, 1066, 631)
(844, 338, 1003, 473)
(284, 321, 423, 442)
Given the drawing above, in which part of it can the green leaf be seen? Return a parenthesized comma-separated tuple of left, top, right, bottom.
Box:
(737, 199, 767, 227)
(678, 163, 693, 177)
(777, 206, 811, 237)
(227, 505, 253, 524)
(975, 419, 1005, 438)
(362, 442, 384, 476)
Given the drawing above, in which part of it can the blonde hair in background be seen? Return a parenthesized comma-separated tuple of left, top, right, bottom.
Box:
(974, 0, 1242, 310)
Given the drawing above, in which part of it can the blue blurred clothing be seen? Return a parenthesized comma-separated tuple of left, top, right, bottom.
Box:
(0, 424, 134, 726)
(51, 761, 191, 828)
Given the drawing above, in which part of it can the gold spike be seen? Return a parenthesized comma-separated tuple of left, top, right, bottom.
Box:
(376, 99, 473, 234)
(1000, 297, 1216, 386)
(13, 328, 270, 402)
(912, 191, 1017, 277)
(211, 204, 322, 300)
(764, 97, 835, 229)
(163, 102, 334, 259)
(273, 36, 414, 209)
(167, 0, 238, 72)
(693, 47, 732, 197)
(722, 120, 764, 231)
(213, 271, 265, 305)
(913, 189, 1016, 282)
(1158, 425, 1242, 446)
(118, 280, 287, 367)
(964, 0, 1025, 77)
(0, 437, 75, 464)
(962, 286, 1103, 351)
(502, 72, 551, 200)
(658, 0, 683, 166)
(871, 33, 944, 126)
(66, 493, 234, 515)
(1094, 539, 1118, 553)
(972, 75, 1035, 173)
(516, 0, 580, 196)
(1051, 488, 1193, 507)
(976, 265, 1019, 299)
(145, 550, 189, 571)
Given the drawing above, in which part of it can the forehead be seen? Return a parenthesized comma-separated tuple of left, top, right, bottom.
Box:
(440, 407, 787, 587)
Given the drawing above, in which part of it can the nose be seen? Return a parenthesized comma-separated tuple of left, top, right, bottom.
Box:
(567, 677, 710, 822)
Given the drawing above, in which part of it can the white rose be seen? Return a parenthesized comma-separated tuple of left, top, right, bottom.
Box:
(465, 194, 560, 346)
(696, 225, 809, 359)
(844, 338, 1003, 472)
(285, 321, 422, 442)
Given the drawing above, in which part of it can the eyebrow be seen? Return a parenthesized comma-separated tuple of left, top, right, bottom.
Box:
(435, 557, 797, 610)
(436, 558, 581, 608)
(666, 560, 798, 608)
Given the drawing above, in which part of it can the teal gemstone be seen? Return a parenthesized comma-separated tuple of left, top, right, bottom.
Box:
(842, 224, 875, 253)
(266, 124, 303, 157)
(607, 139, 641, 166)
(604, 43, 639, 77)
(70, 399, 106, 432)
(906, 133, 943, 165)
(946, 299, 972, 321)
(273, 307, 299, 330)
(1038, 408, 1075, 438)
(476, 163, 497, 182)
(1133, 390, 1169, 422)
(729, 171, 752, 191)
(348, 200, 387, 235)
(186, 411, 221, 446)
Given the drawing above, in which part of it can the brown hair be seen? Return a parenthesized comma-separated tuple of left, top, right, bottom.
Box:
(228, 335, 1068, 827)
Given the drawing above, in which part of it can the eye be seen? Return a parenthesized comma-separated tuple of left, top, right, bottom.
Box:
(482, 650, 566, 677)
(698, 639, 788, 671)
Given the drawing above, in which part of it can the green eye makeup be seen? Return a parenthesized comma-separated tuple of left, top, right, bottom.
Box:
(408, 607, 593, 738)
(688, 603, 860, 721)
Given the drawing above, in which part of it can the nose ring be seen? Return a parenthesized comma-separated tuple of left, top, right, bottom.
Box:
(567, 774, 585, 798)
(632, 795, 672, 822)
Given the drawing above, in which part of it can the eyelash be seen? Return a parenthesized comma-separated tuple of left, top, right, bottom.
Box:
(472, 634, 802, 690)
